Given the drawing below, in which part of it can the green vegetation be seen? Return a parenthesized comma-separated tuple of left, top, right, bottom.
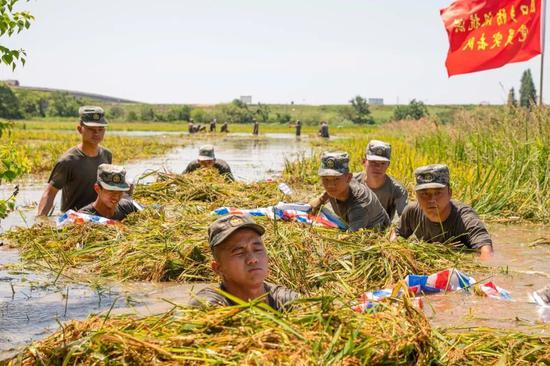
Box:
(348, 95, 374, 124)
(0, 0, 34, 70)
(0, 129, 179, 175)
(519, 69, 537, 108)
(392, 99, 429, 121)
(285, 107, 550, 222)
(2, 171, 481, 290)
(1, 83, 483, 125)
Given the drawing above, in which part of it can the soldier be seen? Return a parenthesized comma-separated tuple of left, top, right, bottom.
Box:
(308, 152, 390, 231)
(188, 120, 195, 134)
(78, 164, 139, 221)
(220, 121, 229, 133)
(184, 145, 234, 181)
(37, 106, 112, 215)
(393, 164, 493, 260)
(294, 120, 302, 137)
(353, 140, 408, 220)
(189, 214, 299, 310)
(252, 119, 259, 136)
(209, 118, 217, 132)
(319, 121, 330, 138)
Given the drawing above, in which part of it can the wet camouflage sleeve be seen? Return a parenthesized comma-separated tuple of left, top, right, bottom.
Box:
(459, 206, 493, 249)
(395, 204, 415, 238)
(48, 160, 70, 190)
(184, 160, 200, 174)
(394, 182, 409, 217)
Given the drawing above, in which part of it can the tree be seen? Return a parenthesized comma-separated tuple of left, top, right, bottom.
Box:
(48, 92, 82, 117)
(0, 0, 34, 70)
(519, 69, 537, 108)
(507, 87, 518, 107)
(255, 102, 270, 122)
(0, 83, 21, 118)
(107, 105, 126, 120)
(349, 95, 374, 125)
(393, 99, 429, 121)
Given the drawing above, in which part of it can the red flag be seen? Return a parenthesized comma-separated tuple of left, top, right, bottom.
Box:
(441, 0, 542, 76)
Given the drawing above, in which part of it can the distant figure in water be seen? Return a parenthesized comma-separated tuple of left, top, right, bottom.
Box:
(220, 121, 229, 133)
(210, 118, 216, 132)
(188, 121, 195, 134)
(252, 119, 259, 136)
(294, 120, 302, 137)
(319, 121, 329, 138)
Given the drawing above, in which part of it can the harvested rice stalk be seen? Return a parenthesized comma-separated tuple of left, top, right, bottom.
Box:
(5, 298, 435, 366)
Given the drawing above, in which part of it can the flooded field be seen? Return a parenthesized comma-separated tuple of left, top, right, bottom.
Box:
(1, 133, 549, 360)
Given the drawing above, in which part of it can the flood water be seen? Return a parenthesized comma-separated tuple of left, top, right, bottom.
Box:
(1, 133, 549, 359)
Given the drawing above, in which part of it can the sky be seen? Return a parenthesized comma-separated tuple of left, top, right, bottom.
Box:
(0, 0, 547, 105)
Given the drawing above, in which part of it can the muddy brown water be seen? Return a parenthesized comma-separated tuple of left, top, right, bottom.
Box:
(1, 133, 549, 359)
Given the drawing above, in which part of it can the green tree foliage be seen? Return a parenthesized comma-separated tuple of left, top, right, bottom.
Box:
(167, 105, 192, 121)
(519, 69, 537, 108)
(507, 87, 518, 107)
(349, 95, 374, 124)
(255, 102, 270, 122)
(0, 83, 21, 118)
(48, 92, 83, 117)
(392, 99, 429, 121)
(139, 106, 155, 121)
(107, 105, 126, 120)
(0, 0, 34, 70)
(126, 110, 138, 121)
(17, 89, 47, 117)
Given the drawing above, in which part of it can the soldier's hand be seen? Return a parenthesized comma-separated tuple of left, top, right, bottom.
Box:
(308, 197, 323, 215)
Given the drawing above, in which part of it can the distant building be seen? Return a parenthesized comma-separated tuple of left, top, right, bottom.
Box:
(240, 95, 252, 104)
(368, 98, 384, 105)
(2, 80, 20, 87)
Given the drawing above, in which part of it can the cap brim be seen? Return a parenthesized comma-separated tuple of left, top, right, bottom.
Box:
(318, 168, 345, 177)
(82, 122, 108, 127)
(99, 181, 130, 191)
(210, 222, 265, 248)
(198, 156, 215, 161)
(366, 155, 390, 162)
(415, 183, 447, 191)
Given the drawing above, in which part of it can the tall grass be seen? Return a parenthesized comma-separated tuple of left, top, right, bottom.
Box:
(284, 107, 550, 221)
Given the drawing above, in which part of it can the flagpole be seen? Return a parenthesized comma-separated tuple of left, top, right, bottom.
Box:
(540, 0, 547, 105)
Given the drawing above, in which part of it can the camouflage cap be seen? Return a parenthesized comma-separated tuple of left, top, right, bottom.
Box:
(208, 214, 265, 249)
(79, 106, 108, 127)
(366, 140, 391, 162)
(198, 144, 215, 161)
(97, 164, 130, 191)
(414, 164, 450, 191)
(318, 151, 349, 177)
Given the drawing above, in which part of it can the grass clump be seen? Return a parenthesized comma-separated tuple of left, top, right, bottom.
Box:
(5, 298, 435, 366)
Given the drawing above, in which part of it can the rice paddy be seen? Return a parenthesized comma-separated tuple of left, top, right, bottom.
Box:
(2, 106, 549, 365)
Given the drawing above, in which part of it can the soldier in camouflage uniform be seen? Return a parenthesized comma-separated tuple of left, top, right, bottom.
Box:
(184, 145, 234, 181)
(78, 164, 139, 221)
(353, 140, 408, 220)
(38, 106, 112, 215)
(189, 214, 299, 310)
(394, 164, 493, 260)
(308, 151, 390, 231)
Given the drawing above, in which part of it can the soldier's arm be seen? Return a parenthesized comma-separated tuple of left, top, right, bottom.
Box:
(461, 207, 494, 257)
(37, 183, 59, 216)
(394, 183, 409, 217)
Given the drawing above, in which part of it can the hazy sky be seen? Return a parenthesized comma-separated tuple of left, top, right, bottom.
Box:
(0, 0, 547, 104)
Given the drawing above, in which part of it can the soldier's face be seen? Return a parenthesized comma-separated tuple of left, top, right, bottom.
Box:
(321, 174, 352, 199)
(212, 229, 268, 288)
(199, 160, 215, 168)
(416, 187, 452, 222)
(364, 159, 389, 177)
(94, 184, 124, 209)
(78, 125, 105, 145)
